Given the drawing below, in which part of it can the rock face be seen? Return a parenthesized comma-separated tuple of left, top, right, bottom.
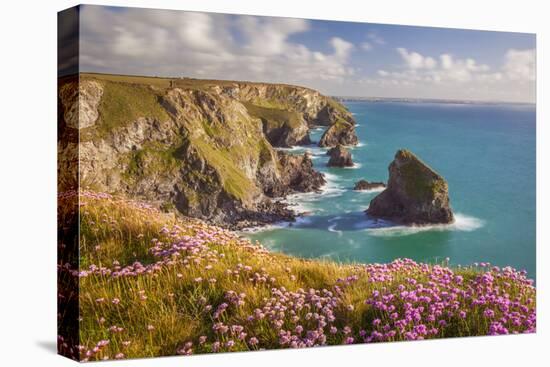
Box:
(58, 75, 348, 228)
(366, 149, 454, 224)
(275, 152, 326, 195)
(243, 102, 310, 147)
(219, 82, 356, 128)
(354, 180, 386, 191)
(59, 80, 103, 129)
(319, 120, 358, 147)
(327, 145, 354, 167)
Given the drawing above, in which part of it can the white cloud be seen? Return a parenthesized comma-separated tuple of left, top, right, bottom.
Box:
(393, 48, 495, 82)
(330, 37, 354, 59)
(367, 31, 385, 45)
(80, 6, 356, 88)
(367, 47, 535, 102)
(397, 48, 437, 69)
(177, 12, 225, 53)
(361, 41, 373, 51)
(238, 16, 310, 56)
(503, 49, 535, 81)
(440, 54, 453, 69)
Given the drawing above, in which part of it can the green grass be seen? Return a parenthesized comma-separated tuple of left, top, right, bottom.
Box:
(81, 72, 315, 93)
(191, 137, 258, 202)
(80, 79, 170, 141)
(242, 102, 303, 130)
(121, 141, 181, 183)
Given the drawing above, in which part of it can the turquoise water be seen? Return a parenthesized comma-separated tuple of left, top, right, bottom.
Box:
(245, 102, 536, 279)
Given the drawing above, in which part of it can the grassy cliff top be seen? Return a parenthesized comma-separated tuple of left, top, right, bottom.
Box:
(59, 191, 536, 361)
(80, 72, 319, 93)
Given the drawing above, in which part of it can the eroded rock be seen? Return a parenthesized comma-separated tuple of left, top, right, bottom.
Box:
(354, 180, 386, 191)
(327, 145, 353, 167)
(366, 149, 454, 224)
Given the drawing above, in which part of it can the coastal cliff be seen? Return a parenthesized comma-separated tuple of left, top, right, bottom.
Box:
(58, 74, 353, 228)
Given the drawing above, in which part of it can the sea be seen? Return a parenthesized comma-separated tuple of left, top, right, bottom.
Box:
(244, 101, 536, 279)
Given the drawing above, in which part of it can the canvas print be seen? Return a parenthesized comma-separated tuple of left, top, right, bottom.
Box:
(57, 5, 536, 362)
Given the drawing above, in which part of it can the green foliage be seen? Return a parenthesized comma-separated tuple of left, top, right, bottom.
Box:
(243, 102, 303, 130)
(123, 142, 181, 182)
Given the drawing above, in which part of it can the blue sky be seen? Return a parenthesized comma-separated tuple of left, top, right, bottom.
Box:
(79, 5, 536, 103)
(293, 21, 534, 72)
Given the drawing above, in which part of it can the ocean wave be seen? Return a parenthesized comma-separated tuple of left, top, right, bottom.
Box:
(275, 144, 322, 154)
(280, 176, 345, 215)
(327, 223, 343, 236)
(364, 213, 484, 237)
(354, 186, 386, 194)
(343, 163, 362, 169)
(350, 142, 366, 149)
(295, 216, 313, 226)
(238, 214, 314, 234)
(238, 221, 291, 234)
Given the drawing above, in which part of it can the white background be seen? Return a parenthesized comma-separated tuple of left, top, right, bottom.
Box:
(0, 0, 546, 365)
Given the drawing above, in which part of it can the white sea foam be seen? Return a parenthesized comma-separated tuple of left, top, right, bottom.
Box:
(354, 186, 386, 194)
(327, 223, 343, 236)
(238, 221, 291, 234)
(279, 172, 346, 217)
(344, 163, 362, 169)
(350, 142, 366, 149)
(295, 216, 313, 226)
(238, 214, 315, 234)
(365, 213, 484, 237)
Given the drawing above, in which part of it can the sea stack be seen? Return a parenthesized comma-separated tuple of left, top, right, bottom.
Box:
(366, 149, 454, 224)
(318, 121, 358, 147)
(327, 145, 354, 167)
(354, 180, 386, 191)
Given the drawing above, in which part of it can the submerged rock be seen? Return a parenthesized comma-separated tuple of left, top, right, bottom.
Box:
(318, 120, 358, 147)
(354, 180, 386, 191)
(366, 149, 454, 224)
(327, 145, 354, 167)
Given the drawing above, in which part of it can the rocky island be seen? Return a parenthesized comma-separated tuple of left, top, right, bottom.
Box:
(366, 149, 454, 224)
(354, 180, 386, 191)
(327, 145, 354, 167)
(58, 74, 357, 229)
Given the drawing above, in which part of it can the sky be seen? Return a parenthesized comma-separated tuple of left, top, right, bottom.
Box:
(78, 5, 536, 103)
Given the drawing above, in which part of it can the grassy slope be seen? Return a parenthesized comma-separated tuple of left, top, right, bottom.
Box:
(242, 102, 303, 130)
(80, 80, 170, 142)
(68, 192, 536, 361)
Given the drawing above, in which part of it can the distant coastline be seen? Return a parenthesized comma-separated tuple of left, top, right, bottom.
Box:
(333, 96, 535, 106)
